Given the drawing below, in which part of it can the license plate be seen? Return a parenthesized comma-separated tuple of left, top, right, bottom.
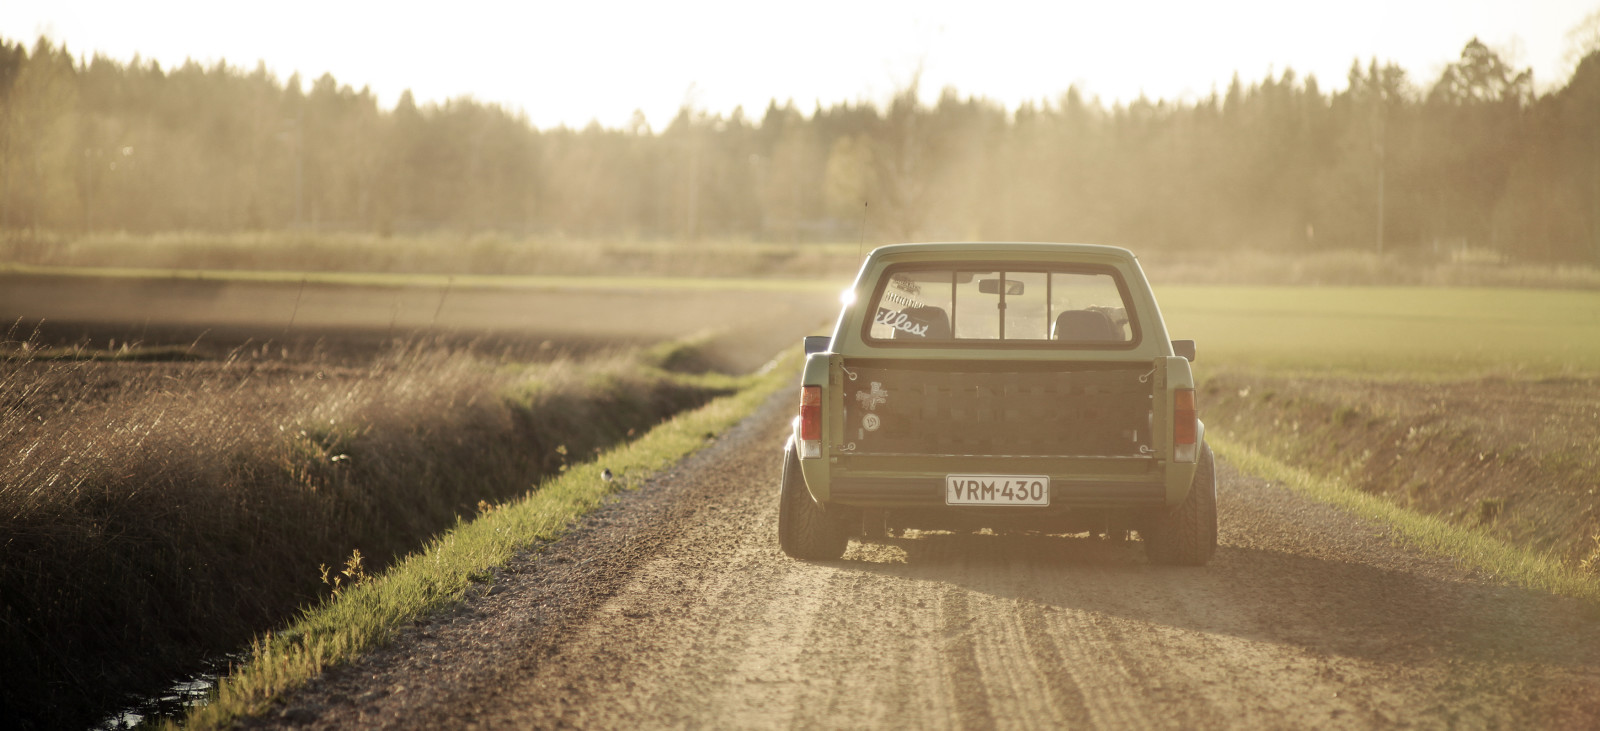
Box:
(945, 474, 1050, 506)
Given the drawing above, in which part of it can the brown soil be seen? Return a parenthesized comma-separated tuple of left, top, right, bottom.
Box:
(1201, 372, 1600, 567)
(1, 273, 839, 372)
(255, 391, 1600, 729)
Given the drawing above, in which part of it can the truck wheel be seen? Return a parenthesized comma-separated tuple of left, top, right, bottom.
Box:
(778, 445, 848, 560)
(1141, 442, 1218, 566)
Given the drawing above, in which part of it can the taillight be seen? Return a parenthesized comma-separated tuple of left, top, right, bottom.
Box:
(799, 386, 822, 442)
(1173, 388, 1197, 462)
(1174, 389, 1197, 445)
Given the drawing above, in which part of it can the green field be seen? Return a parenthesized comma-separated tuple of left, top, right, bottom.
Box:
(1156, 285, 1600, 378)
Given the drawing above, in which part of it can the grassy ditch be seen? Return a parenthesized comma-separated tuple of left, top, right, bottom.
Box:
(1201, 370, 1600, 588)
(1210, 435, 1600, 607)
(0, 338, 745, 729)
(176, 347, 795, 729)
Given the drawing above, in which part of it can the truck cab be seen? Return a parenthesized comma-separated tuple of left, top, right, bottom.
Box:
(779, 242, 1216, 564)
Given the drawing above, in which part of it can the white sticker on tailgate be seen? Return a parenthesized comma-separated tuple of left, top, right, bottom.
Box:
(945, 475, 1050, 506)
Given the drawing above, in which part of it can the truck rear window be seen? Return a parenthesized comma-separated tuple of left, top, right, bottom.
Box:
(864, 266, 1138, 346)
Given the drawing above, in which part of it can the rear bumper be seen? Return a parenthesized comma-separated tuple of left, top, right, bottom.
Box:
(830, 475, 1166, 511)
(797, 449, 1198, 511)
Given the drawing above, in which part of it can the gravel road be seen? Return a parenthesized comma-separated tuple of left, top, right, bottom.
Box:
(257, 391, 1600, 730)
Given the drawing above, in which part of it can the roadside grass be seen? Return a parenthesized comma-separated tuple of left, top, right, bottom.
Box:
(176, 349, 797, 729)
(1210, 433, 1600, 608)
(0, 337, 746, 729)
(1157, 285, 1600, 378)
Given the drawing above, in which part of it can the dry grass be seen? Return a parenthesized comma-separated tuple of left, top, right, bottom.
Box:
(1582, 534, 1600, 577)
(0, 336, 730, 729)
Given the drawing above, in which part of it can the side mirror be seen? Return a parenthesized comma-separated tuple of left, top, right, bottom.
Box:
(1171, 339, 1196, 362)
(803, 335, 832, 354)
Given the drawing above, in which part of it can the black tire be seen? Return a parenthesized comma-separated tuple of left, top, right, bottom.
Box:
(777, 444, 849, 560)
(1141, 442, 1218, 566)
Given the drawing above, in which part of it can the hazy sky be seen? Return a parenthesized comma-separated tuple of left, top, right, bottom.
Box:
(3, 1, 1595, 129)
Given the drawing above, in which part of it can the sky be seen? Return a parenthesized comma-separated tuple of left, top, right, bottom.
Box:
(3, 1, 1596, 130)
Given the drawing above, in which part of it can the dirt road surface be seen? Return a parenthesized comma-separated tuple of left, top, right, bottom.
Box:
(252, 391, 1600, 729)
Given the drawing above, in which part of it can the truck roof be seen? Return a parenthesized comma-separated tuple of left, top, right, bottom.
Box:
(866, 242, 1138, 260)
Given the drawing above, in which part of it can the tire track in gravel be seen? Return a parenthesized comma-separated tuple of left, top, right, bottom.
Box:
(261, 390, 1600, 730)
(1011, 595, 1092, 726)
(937, 587, 996, 730)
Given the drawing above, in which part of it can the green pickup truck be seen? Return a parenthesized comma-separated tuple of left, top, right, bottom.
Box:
(778, 242, 1216, 565)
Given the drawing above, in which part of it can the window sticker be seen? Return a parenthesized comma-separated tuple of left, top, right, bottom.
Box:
(874, 308, 931, 337)
(881, 290, 923, 310)
(891, 273, 922, 293)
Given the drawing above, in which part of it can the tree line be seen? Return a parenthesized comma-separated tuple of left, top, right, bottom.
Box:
(2, 35, 1597, 263)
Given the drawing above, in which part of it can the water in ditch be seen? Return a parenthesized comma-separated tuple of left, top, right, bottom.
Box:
(95, 653, 242, 730)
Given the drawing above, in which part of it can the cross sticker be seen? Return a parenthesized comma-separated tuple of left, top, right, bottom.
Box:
(855, 381, 887, 411)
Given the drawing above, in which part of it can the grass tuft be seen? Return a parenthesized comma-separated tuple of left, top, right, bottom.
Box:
(1582, 535, 1600, 577)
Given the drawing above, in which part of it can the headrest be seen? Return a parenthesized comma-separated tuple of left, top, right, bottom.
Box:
(1052, 309, 1120, 341)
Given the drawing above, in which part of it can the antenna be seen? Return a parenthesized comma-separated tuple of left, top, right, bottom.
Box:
(431, 275, 454, 330)
(857, 199, 869, 263)
(284, 277, 307, 336)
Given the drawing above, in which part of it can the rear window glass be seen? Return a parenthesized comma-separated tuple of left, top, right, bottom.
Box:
(864, 266, 1137, 346)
